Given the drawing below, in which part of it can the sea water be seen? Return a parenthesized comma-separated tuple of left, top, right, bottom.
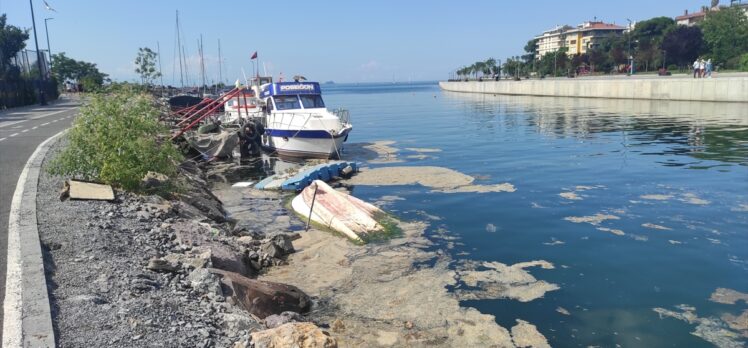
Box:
(267, 82, 748, 347)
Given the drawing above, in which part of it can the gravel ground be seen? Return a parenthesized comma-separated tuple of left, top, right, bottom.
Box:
(36, 138, 265, 348)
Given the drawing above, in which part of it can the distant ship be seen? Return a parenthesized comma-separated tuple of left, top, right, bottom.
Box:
(324, 81, 335, 85)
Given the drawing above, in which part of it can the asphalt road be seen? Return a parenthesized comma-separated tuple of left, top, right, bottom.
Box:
(0, 98, 80, 341)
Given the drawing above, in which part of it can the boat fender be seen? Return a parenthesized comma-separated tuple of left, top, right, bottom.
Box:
(341, 165, 354, 177)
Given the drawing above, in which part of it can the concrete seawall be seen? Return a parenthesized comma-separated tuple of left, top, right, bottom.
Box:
(439, 77, 748, 103)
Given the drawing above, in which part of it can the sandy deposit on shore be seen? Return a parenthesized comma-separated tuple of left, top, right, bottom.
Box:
(261, 219, 551, 347)
(347, 166, 516, 193)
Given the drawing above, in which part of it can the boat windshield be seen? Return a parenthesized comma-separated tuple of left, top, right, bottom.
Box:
(300, 95, 325, 109)
(273, 95, 301, 110)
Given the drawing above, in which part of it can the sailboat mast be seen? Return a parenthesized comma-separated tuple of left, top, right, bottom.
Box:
(176, 10, 184, 88)
(199, 35, 206, 96)
(218, 39, 223, 86)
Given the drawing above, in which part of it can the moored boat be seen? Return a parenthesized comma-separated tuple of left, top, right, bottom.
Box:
(258, 81, 352, 159)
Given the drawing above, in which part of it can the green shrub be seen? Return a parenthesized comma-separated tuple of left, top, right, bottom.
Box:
(49, 91, 183, 191)
(739, 53, 748, 72)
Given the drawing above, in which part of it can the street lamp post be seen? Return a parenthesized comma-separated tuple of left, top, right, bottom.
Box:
(627, 18, 633, 75)
(554, 51, 558, 77)
(29, 0, 47, 105)
(662, 50, 667, 70)
(44, 18, 53, 59)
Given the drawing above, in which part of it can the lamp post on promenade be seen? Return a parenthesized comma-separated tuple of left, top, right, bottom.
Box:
(44, 18, 53, 59)
(29, 0, 47, 105)
(554, 51, 558, 77)
(627, 18, 634, 75)
(44, 17, 53, 78)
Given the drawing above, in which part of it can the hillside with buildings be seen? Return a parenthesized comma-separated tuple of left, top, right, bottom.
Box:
(452, 0, 748, 80)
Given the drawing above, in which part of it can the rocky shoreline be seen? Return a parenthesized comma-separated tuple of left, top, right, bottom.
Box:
(37, 138, 333, 347)
(39, 137, 557, 347)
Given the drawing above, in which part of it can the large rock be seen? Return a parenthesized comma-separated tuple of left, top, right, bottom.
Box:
(172, 221, 254, 277)
(210, 269, 311, 319)
(172, 201, 210, 221)
(261, 234, 295, 259)
(250, 322, 337, 348)
(207, 244, 253, 277)
(180, 192, 227, 222)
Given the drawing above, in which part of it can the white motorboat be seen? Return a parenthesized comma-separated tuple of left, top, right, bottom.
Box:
(257, 81, 352, 159)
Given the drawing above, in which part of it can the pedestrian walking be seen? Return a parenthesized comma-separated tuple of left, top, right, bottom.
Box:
(693, 59, 700, 78)
(706, 59, 713, 78)
(699, 59, 706, 78)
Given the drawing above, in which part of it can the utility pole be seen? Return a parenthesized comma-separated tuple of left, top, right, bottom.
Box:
(44, 17, 53, 72)
(29, 0, 47, 105)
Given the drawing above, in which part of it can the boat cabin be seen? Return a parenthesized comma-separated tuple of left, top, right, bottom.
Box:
(260, 82, 326, 112)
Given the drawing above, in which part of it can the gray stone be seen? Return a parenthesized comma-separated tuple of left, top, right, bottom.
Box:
(187, 268, 222, 298)
(264, 311, 303, 329)
(147, 258, 180, 273)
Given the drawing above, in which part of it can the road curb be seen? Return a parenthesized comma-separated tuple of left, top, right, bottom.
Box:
(3, 130, 67, 348)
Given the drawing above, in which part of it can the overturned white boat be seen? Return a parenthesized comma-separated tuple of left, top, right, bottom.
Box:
(291, 180, 385, 242)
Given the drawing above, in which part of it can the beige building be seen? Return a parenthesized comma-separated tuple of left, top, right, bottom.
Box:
(676, 3, 748, 26)
(534, 25, 572, 58)
(534, 21, 626, 58)
(675, 9, 708, 26)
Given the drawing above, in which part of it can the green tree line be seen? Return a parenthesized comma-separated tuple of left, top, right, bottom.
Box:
(455, 6, 748, 79)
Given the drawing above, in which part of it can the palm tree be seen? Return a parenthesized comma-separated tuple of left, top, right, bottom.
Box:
(472, 61, 486, 79)
(485, 58, 497, 76)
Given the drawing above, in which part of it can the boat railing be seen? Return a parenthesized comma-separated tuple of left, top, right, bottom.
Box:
(333, 108, 350, 125)
(267, 112, 316, 131)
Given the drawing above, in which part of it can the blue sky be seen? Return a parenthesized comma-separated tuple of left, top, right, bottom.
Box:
(2, 0, 708, 84)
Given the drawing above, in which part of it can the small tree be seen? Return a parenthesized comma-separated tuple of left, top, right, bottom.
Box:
(134, 47, 161, 86)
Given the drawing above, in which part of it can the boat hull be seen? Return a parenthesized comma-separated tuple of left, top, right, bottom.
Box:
(291, 180, 383, 242)
(263, 127, 351, 159)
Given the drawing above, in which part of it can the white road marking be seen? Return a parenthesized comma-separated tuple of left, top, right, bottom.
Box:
(3, 130, 66, 347)
(9, 133, 19, 137)
(0, 108, 74, 129)
(21, 129, 29, 133)
(0, 137, 6, 142)
(32, 126, 38, 130)
(30, 109, 73, 120)
(41, 122, 49, 126)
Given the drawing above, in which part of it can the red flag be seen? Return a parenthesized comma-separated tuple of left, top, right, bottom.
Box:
(250, 51, 258, 60)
